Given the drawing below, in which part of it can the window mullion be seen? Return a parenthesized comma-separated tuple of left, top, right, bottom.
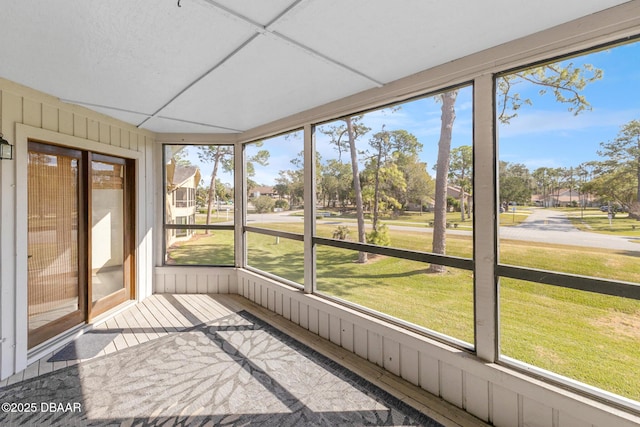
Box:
(473, 74, 498, 362)
(303, 124, 316, 294)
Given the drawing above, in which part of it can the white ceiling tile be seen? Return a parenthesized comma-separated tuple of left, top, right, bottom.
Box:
(272, 0, 629, 83)
(0, 0, 255, 113)
(159, 34, 377, 130)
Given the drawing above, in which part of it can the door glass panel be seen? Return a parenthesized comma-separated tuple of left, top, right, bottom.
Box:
(27, 151, 80, 331)
(91, 161, 125, 302)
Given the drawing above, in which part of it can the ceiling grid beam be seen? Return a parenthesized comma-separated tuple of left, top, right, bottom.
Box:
(202, 0, 384, 87)
(136, 0, 385, 131)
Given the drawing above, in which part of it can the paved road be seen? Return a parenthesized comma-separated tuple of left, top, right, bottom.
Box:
(500, 208, 640, 252)
(245, 208, 640, 252)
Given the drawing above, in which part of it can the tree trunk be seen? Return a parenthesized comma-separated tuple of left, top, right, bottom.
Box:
(429, 90, 457, 273)
(636, 139, 640, 203)
(347, 117, 368, 263)
(205, 147, 221, 235)
(459, 188, 465, 221)
(372, 151, 382, 232)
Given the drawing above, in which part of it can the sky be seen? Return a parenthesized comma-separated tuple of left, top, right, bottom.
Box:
(179, 37, 640, 189)
(496, 40, 640, 170)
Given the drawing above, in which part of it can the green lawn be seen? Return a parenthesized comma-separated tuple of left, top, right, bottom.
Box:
(166, 221, 640, 401)
(166, 229, 235, 265)
(501, 279, 640, 400)
(195, 213, 232, 224)
(564, 209, 640, 236)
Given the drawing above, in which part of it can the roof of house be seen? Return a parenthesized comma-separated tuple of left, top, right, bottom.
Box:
(172, 165, 199, 186)
(251, 186, 276, 195)
(167, 163, 201, 190)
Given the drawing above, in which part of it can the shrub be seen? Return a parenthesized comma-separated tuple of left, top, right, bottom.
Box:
(274, 199, 290, 210)
(332, 225, 350, 240)
(253, 195, 275, 213)
(366, 223, 391, 246)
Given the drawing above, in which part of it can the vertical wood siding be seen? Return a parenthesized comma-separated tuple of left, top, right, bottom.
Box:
(154, 267, 238, 295)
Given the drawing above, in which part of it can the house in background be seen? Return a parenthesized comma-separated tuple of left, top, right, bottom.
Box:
(165, 161, 201, 246)
(249, 185, 278, 199)
(532, 188, 596, 207)
(414, 185, 472, 212)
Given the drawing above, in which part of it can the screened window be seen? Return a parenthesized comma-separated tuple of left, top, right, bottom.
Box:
(163, 144, 235, 266)
(244, 130, 304, 286)
(313, 85, 474, 346)
(496, 38, 640, 402)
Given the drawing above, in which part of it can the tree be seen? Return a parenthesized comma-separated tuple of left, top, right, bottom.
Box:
(496, 62, 602, 124)
(321, 116, 370, 263)
(429, 61, 600, 273)
(499, 161, 532, 206)
(576, 161, 602, 211)
(361, 161, 406, 223)
(273, 171, 290, 202)
(563, 167, 577, 206)
(274, 169, 304, 208)
(598, 119, 640, 218)
(429, 90, 458, 273)
(397, 155, 434, 211)
(449, 145, 473, 220)
(532, 167, 553, 207)
(583, 167, 637, 210)
(197, 146, 233, 233)
(244, 144, 271, 198)
(366, 127, 421, 231)
(321, 159, 352, 208)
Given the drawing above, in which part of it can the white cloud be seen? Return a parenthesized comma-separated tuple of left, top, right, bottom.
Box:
(498, 108, 640, 139)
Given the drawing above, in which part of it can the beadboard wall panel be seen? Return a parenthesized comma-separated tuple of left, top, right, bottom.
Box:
(236, 269, 640, 427)
(154, 267, 238, 295)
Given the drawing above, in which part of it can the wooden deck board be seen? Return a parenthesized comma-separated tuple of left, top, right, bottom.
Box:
(106, 317, 129, 352)
(22, 361, 40, 381)
(130, 305, 160, 341)
(146, 295, 191, 329)
(153, 295, 201, 327)
(140, 297, 182, 334)
(175, 294, 217, 322)
(37, 352, 55, 376)
(136, 299, 173, 336)
(114, 312, 141, 348)
(120, 304, 150, 345)
(191, 294, 229, 318)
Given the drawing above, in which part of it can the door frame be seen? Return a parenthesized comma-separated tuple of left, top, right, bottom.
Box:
(26, 143, 136, 346)
(13, 125, 143, 369)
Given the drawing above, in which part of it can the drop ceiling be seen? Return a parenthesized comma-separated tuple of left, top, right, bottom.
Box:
(0, 0, 631, 135)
